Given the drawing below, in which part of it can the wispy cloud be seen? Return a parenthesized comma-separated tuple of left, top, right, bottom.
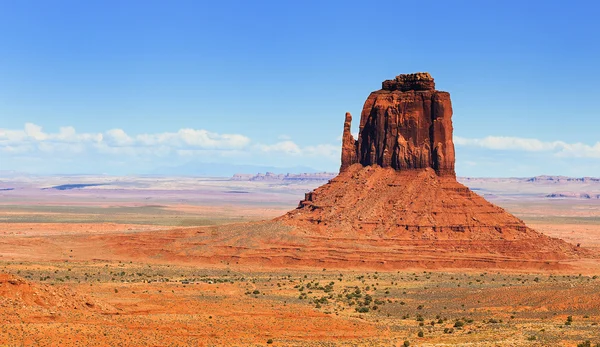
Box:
(0, 123, 340, 162)
(255, 140, 302, 155)
(455, 136, 600, 158)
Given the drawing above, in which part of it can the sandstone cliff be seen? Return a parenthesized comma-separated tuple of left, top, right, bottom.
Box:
(341, 72, 455, 176)
(275, 72, 580, 266)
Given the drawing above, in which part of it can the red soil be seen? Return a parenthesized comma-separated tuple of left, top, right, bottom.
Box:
(0, 273, 377, 346)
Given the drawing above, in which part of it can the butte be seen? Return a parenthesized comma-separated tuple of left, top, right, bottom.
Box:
(155, 73, 581, 270)
(267, 72, 581, 269)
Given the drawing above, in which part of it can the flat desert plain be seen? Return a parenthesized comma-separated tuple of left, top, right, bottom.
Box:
(0, 174, 599, 346)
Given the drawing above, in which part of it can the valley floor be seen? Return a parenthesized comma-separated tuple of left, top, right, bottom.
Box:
(1, 261, 600, 346)
(0, 177, 599, 346)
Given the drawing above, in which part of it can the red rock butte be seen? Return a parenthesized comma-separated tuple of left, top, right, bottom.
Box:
(272, 72, 582, 268)
(341, 72, 454, 176)
(71, 73, 582, 271)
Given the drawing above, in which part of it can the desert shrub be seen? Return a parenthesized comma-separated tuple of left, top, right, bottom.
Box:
(418, 331, 424, 338)
(267, 338, 273, 344)
(356, 306, 369, 313)
(403, 341, 410, 347)
(454, 320, 464, 328)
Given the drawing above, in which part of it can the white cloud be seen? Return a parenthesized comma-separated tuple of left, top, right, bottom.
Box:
(0, 130, 26, 145)
(455, 136, 600, 158)
(176, 128, 250, 149)
(101, 128, 250, 149)
(38, 142, 86, 154)
(24, 123, 48, 141)
(1, 123, 103, 146)
(105, 129, 134, 146)
(0, 144, 33, 154)
(256, 140, 302, 155)
(0, 123, 252, 153)
(304, 144, 340, 158)
(0, 123, 340, 171)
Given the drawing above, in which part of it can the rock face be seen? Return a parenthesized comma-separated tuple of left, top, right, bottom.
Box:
(340, 112, 358, 172)
(341, 72, 455, 176)
(275, 72, 580, 267)
(282, 165, 577, 260)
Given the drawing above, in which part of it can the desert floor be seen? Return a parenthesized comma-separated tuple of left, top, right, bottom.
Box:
(0, 176, 599, 346)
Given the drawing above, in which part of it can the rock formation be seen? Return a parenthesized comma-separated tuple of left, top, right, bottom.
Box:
(341, 72, 455, 176)
(275, 72, 580, 265)
(340, 112, 358, 172)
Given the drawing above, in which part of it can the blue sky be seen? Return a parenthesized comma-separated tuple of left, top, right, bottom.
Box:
(1, 0, 599, 176)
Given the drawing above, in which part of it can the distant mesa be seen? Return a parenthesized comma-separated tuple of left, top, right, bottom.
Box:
(546, 192, 600, 199)
(231, 172, 336, 182)
(528, 175, 600, 183)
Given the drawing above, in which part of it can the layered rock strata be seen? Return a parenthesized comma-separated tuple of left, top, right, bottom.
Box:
(341, 72, 455, 176)
(277, 72, 579, 263)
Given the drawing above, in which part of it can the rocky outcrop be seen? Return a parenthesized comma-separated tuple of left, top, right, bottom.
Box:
(381, 72, 436, 91)
(341, 72, 455, 176)
(340, 112, 358, 172)
(281, 165, 577, 260)
(278, 72, 580, 266)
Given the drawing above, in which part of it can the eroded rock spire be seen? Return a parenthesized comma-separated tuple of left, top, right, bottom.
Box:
(340, 72, 455, 176)
(340, 112, 358, 172)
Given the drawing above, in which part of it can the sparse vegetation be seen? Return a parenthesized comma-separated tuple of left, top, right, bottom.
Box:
(577, 341, 600, 347)
(0, 260, 598, 345)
